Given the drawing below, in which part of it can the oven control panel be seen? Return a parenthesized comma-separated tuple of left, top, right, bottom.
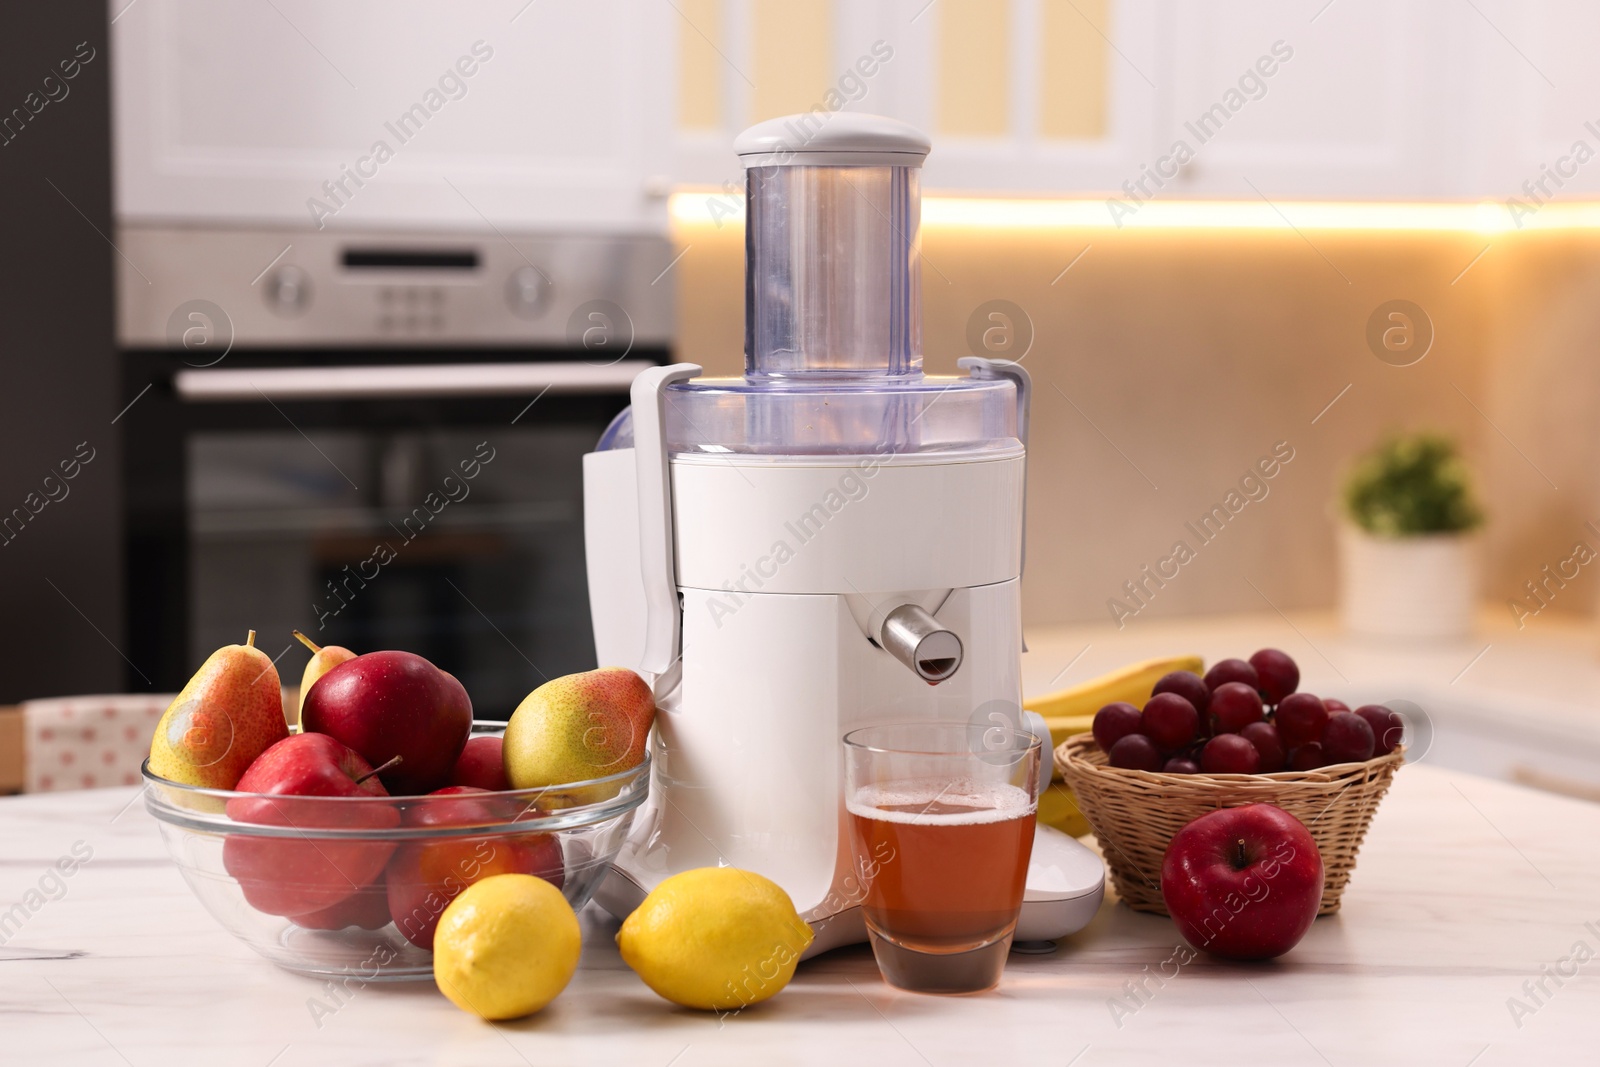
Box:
(115, 227, 673, 348)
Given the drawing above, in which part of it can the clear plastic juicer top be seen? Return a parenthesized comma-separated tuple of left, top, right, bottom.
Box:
(600, 113, 1019, 457)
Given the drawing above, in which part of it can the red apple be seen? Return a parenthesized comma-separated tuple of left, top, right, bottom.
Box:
(1161, 803, 1324, 960)
(1141, 693, 1199, 753)
(1092, 702, 1143, 753)
(451, 736, 510, 791)
(292, 873, 392, 931)
(1248, 649, 1299, 705)
(302, 651, 472, 795)
(385, 786, 565, 949)
(1322, 712, 1376, 764)
(1209, 682, 1264, 734)
(1354, 704, 1404, 755)
(222, 733, 400, 917)
(1275, 693, 1328, 749)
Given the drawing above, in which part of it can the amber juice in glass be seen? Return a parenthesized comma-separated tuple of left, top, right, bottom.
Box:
(843, 723, 1040, 994)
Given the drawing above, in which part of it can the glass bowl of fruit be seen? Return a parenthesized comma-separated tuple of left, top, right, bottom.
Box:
(143, 721, 650, 980)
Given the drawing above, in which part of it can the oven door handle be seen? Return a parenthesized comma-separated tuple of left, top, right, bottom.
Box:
(173, 360, 655, 402)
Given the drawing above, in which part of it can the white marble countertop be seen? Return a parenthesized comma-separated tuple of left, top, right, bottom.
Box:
(5, 611, 1600, 1065)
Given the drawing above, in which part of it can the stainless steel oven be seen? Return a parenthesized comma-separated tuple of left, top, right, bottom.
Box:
(115, 228, 671, 715)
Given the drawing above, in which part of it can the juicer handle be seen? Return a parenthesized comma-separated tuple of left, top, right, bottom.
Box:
(631, 364, 702, 684)
(961, 356, 1031, 653)
(958, 356, 1031, 453)
(958, 356, 1031, 577)
(1023, 710, 1055, 784)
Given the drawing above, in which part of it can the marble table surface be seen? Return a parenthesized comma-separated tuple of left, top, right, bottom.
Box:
(3, 758, 1597, 1067)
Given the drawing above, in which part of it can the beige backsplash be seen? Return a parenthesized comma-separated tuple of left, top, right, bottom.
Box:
(672, 211, 1599, 634)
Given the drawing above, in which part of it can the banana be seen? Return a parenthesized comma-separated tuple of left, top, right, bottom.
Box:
(1025, 654, 1204, 720)
(1036, 780, 1092, 837)
(1037, 713, 1097, 759)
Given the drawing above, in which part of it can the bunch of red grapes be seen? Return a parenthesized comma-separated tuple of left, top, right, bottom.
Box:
(1093, 649, 1404, 775)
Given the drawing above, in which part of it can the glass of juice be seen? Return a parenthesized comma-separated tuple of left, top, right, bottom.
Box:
(842, 721, 1041, 995)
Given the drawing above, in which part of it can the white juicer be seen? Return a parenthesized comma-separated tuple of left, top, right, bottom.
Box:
(583, 113, 1103, 954)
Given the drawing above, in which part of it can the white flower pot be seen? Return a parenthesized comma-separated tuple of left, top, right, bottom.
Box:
(1338, 526, 1477, 640)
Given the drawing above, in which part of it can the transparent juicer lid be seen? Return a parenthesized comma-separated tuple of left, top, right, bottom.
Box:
(604, 114, 1018, 458)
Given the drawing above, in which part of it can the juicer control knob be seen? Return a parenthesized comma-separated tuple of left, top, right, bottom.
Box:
(880, 604, 963, 684)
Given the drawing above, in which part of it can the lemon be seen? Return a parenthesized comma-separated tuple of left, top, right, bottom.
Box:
(432, 873, 581, 1020)
(617, 867, 813, 1011)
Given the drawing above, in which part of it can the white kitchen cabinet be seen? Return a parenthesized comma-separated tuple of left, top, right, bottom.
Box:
(1464, 0, 1600, 205)
(670, 0, 1167, 196)
(671, 0, 1600, 204)
(115, 0, 1600, 217)
(883, 0, 1168, 196)
(1160, 0, 1600, 205)
(111, 0, 674, 233)
(665, 0, 1497, 201)
(900, 0, 1472, 200)
(1153, 0, 1469, 200)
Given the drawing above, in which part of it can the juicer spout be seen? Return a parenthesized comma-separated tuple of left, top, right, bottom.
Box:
(879, 603, 963, 684)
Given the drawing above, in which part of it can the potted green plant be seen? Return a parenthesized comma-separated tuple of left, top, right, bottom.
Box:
(1338, 432, 1484, 640)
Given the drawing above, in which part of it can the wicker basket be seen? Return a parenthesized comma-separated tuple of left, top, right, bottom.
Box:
(1056, 733, 1403, 916)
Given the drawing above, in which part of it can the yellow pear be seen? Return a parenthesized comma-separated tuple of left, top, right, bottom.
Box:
(148, 630, 289, 789)
(292, 630, 357, 717)
(503, 668, 655, 790)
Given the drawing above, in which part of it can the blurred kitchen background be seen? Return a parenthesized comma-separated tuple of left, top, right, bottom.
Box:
(3, 0, 1598, 743)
